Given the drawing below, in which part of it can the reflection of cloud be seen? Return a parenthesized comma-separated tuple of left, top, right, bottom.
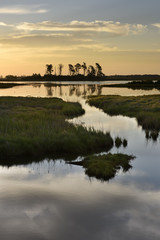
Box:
(0, 168, 160, 240)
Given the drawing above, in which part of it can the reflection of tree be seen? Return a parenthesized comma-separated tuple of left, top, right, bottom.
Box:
(87, 85, 102, 95)
(83, 84, 87, 96)
(69, 85, 100, 97)
(43, 83, 103, 98)
(69, 86, 76, 96)
(115, 138, 128, 148)
(97, 85, 102, 95)
(75, 85, 81, 97)
(69, 84, 103, 97)
(44, 83, 53, 96)
(59, 85, 62, 96)
(145, 130, 159, 142)
(32, 83, 41, 88)
(87, 85, 96, 94)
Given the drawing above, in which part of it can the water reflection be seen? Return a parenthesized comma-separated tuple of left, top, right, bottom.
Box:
(0, 161, 160, 240)
(42, 83, 102, 98)
(0, 82, 160, 239)
(145, 130, 159, 142)
(1, 82, 160, 99)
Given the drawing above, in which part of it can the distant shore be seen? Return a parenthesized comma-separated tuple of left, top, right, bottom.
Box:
(0, 74, 160, 82)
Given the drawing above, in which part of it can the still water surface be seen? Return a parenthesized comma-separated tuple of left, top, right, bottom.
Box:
(0, 83, 160, 240)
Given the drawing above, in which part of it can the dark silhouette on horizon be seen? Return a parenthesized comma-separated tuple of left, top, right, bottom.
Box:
(1, 62, 160, 82)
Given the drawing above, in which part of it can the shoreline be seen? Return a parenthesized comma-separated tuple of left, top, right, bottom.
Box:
(0, 74, 160, 82)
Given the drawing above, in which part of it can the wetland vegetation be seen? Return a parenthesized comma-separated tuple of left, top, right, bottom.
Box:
(0, 97, 114, 162)
(103, 80, 160, 90)
(0, 83, 28, 88)
(70, 153, 134, 181)
(88, 95, 160, 133)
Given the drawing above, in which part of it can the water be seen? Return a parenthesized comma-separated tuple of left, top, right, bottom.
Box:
(0, 82, 160, 239)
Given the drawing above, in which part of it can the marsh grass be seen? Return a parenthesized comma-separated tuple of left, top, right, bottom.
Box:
(70, 153, 134, 181)
(88, 95, 160, 131)
(102, 80, 160, 90)
(0, 97, 113, 161)
(0, 83, 27, 89)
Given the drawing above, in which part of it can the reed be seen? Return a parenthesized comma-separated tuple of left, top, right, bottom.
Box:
(0, 97, 113, 161)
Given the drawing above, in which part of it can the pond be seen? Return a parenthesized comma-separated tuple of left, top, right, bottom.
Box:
(0, 82, 160, 240)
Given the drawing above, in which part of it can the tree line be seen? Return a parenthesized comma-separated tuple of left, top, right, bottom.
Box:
(45, 62, 104, 77)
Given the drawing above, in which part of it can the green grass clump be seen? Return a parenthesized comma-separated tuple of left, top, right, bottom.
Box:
(70, 153, 134, 181)
(0, 97, 113, 162)
(88, 95, 160, 132)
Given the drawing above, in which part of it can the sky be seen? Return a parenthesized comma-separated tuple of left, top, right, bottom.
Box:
(0, 0, 160, 76)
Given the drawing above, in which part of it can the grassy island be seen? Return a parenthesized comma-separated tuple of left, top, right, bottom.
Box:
(88, 95, 160, 132)
(0, 97, 113, 162)
(70, 153, 134, 181)
(102, 80, 160, 90)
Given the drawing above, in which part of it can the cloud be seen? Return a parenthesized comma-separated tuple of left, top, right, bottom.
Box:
(0, 22, 7, 26)
(0, 20, 148, 56)
(0, 22, 14, 28)
(130, 24, 148, 34)
(16, 20, 147, 36)
(0, 6, 48, 15)
(152, 23, 160, 28)
(0, 33, 118, 53)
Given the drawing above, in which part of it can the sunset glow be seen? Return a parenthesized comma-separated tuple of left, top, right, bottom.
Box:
(0, 0, 160, 76)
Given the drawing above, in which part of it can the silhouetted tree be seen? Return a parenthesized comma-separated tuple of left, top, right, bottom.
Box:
(31, 73, 42, 80)
(6, 75, 19, 80)
(81, 62, 87, 76)
(68, 64, 75, 76)
(75, 63, 81, 74)
(46, 64, 53, 75)
(87, 65, 96, 76)
(95, 63, 104, 77)
(58, 64, 64, 76)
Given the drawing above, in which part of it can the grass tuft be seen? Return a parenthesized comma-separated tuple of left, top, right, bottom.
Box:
(70, 153, 134, 181)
